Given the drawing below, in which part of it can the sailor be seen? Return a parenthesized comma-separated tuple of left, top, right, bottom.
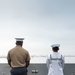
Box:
(7, 38, 30, 75)
(46, 44, 65, 75)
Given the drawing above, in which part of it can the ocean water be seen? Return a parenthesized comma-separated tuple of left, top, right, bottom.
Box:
(0, 56, 75, 63)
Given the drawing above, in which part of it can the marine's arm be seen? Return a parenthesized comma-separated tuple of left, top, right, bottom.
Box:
(26, 60, 30, 68)
(7, 52, 11, 67)
(7, 59, 11, 67)
(25, 51, 30, 68)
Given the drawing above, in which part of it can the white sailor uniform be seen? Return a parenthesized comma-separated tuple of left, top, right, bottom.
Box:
(46, 52, 65, 75)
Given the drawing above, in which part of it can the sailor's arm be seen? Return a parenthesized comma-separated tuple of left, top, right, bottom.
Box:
(46, 55, 50, 69)
(62, 56, 65, 69)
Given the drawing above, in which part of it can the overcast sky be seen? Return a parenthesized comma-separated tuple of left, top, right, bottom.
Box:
(0, 0, 75, 59)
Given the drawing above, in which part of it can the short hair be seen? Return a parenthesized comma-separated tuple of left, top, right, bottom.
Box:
(52, 47, 59, 52)
(16, 41, 23, 46)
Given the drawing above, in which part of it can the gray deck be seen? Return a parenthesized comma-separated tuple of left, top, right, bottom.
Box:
(0, 63, 75, 75)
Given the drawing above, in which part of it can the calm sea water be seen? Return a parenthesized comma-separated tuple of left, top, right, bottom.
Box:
(0, 56, 75, 63)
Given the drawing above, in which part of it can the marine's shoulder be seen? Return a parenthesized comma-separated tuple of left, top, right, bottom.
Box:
(8, 47, 15, 52)
(22, 48, 29, 53)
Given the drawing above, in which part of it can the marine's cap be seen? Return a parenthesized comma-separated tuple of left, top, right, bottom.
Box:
(15, 38, 24, 42)
(51, 44, 60, 48)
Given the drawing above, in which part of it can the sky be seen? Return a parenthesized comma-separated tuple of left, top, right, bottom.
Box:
(0, 0, 75, 63)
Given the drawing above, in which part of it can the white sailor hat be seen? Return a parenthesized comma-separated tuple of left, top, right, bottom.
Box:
(51, 44, 60, 48)
(15, 38, 24, 41)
